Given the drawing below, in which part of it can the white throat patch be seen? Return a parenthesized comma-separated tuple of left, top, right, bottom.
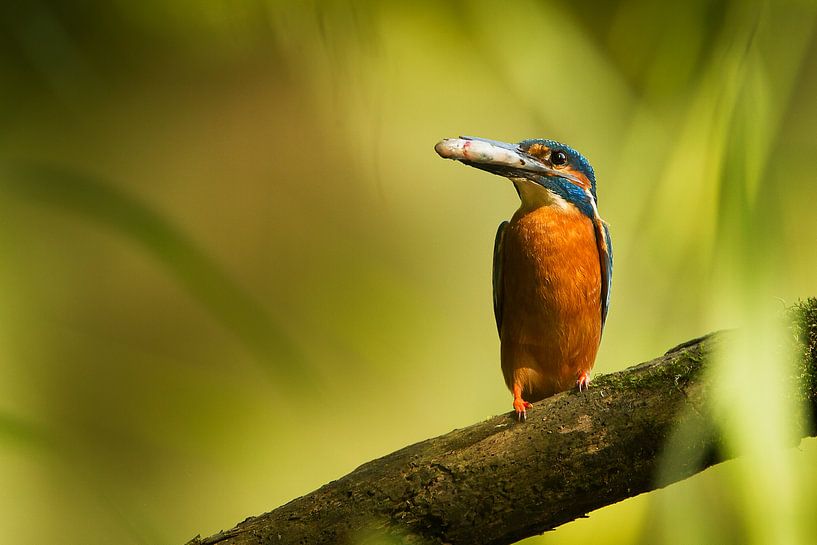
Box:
(511, 178, 570, 212)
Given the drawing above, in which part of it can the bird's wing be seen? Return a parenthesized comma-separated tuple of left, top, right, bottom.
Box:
(595, 220, 613, 328)
(493, 221, 508, 336)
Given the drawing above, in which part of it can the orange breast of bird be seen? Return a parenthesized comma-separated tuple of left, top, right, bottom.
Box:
(499, 203, 602, 401)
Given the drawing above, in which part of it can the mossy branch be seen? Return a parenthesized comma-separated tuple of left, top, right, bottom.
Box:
(187, 299, 817, 545)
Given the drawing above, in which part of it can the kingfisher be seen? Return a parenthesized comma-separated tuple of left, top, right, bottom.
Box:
(435, 136, 612, 421)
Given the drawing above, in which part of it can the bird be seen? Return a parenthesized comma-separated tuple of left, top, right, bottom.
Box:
(435, 136, 612, 421)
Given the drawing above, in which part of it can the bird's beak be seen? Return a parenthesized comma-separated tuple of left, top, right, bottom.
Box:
(434, 136, 581, 184)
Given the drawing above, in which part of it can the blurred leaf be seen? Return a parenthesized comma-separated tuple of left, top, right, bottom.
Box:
(0, 163, 308, 384)
(0, 410, 49, 450)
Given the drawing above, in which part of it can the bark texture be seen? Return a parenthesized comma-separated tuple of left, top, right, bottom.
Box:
(187, 300, 817, 545)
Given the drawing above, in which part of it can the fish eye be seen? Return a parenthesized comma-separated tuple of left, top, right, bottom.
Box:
(550, 150, 568, 167)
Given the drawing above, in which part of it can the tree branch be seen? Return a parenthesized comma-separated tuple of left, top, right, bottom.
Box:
(187, 300, 817, 545)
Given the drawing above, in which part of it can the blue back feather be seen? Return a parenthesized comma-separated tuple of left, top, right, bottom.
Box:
(602, 222, 613, 326)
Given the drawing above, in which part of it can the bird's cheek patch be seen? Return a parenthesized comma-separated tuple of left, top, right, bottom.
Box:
(565, 169, 593, 192)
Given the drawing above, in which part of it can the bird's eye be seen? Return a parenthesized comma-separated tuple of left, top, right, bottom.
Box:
(550, 150, 568, 167)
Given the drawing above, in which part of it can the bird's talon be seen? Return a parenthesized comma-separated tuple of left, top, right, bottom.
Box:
(577, 372, 591, 392)
(513, 397, 531, 422)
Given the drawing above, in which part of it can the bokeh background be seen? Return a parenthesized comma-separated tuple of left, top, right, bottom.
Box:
(2, 1, 817, 543)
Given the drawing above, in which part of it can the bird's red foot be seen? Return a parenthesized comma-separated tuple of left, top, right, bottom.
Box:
(577, 371, 591, 392)
(513, 398, 533, 422)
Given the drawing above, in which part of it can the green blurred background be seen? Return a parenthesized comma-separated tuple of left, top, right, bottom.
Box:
(2, 0, 817, 543)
